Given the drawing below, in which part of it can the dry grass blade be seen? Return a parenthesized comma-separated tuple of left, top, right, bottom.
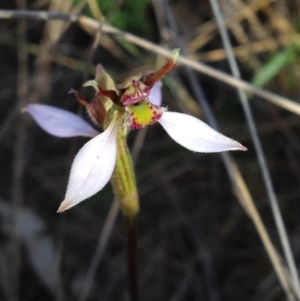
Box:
(78, 16, 300, 117)
(0, 9, 299, 116)
(225, 157, 296, 301)
(159, 0, 298, 300)
(208, 0, 300, 298)
(186, 0, 276, 52)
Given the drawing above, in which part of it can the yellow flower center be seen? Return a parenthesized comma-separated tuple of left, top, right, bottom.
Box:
(126, 99, 165, 129)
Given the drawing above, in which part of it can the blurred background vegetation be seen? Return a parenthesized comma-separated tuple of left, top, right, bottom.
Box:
(1, 0, 300, 300)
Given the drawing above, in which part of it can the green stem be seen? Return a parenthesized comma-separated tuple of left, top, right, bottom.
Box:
(111, 128, 139, 218)
(109, 117, 140, 299)
(126, 216, 139, 301)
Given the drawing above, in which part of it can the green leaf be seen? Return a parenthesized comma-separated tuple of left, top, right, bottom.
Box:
(252, 45, 298, 87)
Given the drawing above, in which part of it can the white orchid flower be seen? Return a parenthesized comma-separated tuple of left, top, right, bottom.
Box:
(23, 98, 245, 212)
(23, 52, 246, 212)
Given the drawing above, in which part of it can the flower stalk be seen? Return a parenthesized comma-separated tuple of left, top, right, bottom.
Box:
(111, 128, 139, 218)
(126, 216, 139, 301)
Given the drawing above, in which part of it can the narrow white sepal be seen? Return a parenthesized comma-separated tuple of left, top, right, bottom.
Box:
(149, 81, 162, 106)
(57, 121, 118, 212)
(23, 104, 99, 138)
(158, 112, 247, 153)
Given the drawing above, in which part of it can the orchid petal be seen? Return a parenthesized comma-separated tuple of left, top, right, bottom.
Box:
(57, 121, 119, 212)
(23, 104, 99, 138)
(148, 81, 162, 106)
(158, 112, 247, 152)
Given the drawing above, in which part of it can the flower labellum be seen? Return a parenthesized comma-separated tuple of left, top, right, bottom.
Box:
(23, 49, 246, 213)
(126, 99, 165, 130)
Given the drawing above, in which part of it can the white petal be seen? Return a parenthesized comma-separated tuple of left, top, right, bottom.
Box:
(57, 122, 118, 212)
(149, 81, 162, 106)
(23, 104, 99, 138)
(158, 112, 246, 152)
